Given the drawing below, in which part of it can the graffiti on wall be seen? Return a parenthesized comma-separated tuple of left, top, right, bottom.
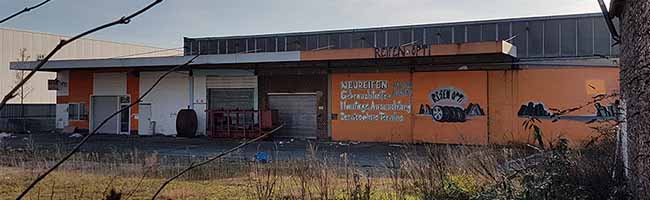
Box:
(374, 44, 432, 59)
(417, 87, 485, 123)
(517, 100, 622, 123)
(338, 80, 412, 122)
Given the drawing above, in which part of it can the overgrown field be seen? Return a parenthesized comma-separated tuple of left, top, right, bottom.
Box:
(0, 129, 631, 199)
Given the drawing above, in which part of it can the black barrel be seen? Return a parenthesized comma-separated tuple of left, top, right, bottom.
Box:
(176, 109, 198, 137)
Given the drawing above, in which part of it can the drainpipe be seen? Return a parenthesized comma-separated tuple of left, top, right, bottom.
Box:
(189, 70, 194, 109)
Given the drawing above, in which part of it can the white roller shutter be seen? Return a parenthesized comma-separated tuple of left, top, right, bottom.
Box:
(206, 76, 257, 88)
(93, 72, 126, 95)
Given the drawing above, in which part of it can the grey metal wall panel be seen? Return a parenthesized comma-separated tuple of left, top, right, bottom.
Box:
(185, 14, 616, 60)
(577, 18, 594, 56)
(560, 19, 578, 57)
(512, 22, 528, 58)
(594, 17, 612, 56)
(544, 20, 561, 57)
(528, 21, 544, 57)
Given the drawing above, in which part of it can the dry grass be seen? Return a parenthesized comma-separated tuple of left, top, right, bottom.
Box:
(0, 139, 621, 200)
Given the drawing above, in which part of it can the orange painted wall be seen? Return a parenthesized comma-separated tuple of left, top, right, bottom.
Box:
(412, 71, 488, 144)
(331, 72, 413, 142)
(488, 67, 620, 146)
(57, 69, 140, 132)
(331, 67, 620, 145)
(58, 70, 93, 129)
(126, 72, 139, 131)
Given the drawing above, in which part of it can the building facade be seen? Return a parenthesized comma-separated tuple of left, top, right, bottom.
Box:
(11, 13, 620, 145)
(0, 28, 181, 131)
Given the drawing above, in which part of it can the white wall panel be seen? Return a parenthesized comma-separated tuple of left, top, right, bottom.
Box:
(0, 28, 181, 104)
(139, 71, 189, 136)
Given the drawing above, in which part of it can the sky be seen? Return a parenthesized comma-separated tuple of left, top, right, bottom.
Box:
(0, 0, 611, 49)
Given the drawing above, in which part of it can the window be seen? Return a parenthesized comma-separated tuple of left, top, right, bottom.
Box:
(352, 32, 372, 48)
(318, 34, 330, 49)
(218, 39, 226, 54)
(439, 27, 453, 44)
(329, 34, 340, 49)
(425, 27, 438, 45)
(340, 33, 352, 49)
(277, 37, 287, 51)
(453, 25, 466, 43)
(413, 28, 424, 45)
(227, 39, 245, 54)
(307, 35, 318, 50)
(467, 25, 481, 42)
(399, 29, 412, 45)
(387, 30, 400, 46)
(375, 31, 386, 47)
(498, 22, 511, 41)
(247, 39, 256, 53)
(481, 24, 497, 41)
(68, 103, 87, 121)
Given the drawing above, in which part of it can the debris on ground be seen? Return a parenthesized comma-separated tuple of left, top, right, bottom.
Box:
(255, 152, 269, 163)
(62, 126, 77, 134)
(0, 132, 13, 139)
(69, 133, 83, 138)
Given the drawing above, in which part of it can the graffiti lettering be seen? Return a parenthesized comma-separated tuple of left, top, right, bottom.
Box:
(340, 90, 391, 100)
(340, 100, 411, 113)
(340, 112, 405, 122)
(430, 87, 466, 105)
(340, 80, 388, 90)
(338, 80, 412, 122)
(374, 45, 432, 59)
(419, 86, 484, 123)
(392, 81, 412, 97)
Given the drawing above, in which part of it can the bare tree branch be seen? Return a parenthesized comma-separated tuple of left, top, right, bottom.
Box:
(16, 54, 197, 199)
(151, 124, 284, 199)
(13, 2, 166, 199)
(0, 0, 163, 113)
(0, 0, 51, 24)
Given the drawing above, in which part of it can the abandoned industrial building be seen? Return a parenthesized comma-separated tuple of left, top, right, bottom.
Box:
(10, 13, 620, 145)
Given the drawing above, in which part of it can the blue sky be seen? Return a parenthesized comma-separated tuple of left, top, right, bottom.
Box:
(0, 0, 609, 49)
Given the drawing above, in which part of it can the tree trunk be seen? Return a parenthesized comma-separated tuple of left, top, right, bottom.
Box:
(619, 1, 650, 198)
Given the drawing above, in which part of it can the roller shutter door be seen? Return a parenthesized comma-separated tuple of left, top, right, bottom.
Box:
(268, 94, 318, 138)
(206, 76, 257, 88)
(206, 76, 256, 110)
(208, 88, 255, 110)
(93, 73, 126, 95)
